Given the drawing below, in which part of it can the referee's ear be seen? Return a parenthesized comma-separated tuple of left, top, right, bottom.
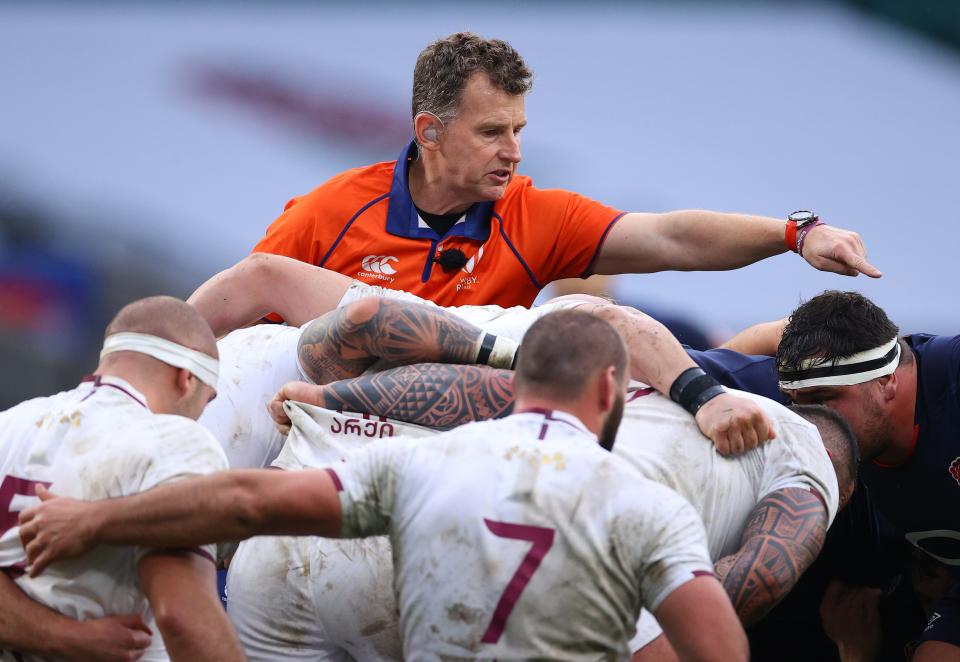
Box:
(414, 112, 444, 151)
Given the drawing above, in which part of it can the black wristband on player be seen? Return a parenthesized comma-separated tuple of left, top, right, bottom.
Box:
(669, 367, 726, 415)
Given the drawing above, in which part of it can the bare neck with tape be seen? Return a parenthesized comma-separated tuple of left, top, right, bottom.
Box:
(100, 332, 220, 390)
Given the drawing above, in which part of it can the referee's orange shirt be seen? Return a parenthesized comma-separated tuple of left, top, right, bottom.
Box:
(253, 141, 625, 308)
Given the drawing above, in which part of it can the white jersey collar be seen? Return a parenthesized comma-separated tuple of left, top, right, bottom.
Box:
(511, 408, 594, 437)
(80, 374, 149, 409)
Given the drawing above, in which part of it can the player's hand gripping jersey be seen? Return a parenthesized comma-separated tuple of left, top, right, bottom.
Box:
(615, 387, 839, 559)
(317, 406, 712, 660)
(0, 376, 228, 662)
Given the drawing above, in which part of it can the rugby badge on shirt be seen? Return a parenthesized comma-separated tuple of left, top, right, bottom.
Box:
(453, 243, 486, 292)
(949, 457, 960, 486)
(359, 255, 399, 282)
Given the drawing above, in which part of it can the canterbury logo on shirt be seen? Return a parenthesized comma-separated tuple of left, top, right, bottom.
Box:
(361, 255, 398, 275)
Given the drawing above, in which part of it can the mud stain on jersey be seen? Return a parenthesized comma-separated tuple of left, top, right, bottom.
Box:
(446, 602, 484, 625)
(359, 619, 389, 636)
(49, 410, 83, 429)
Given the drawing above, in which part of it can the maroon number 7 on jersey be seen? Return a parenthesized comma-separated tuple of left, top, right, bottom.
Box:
(0, 475, 52, 536)
(480, 518, 556, 644)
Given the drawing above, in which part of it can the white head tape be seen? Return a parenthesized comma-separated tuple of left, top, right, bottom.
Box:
(778, 337, 900, 390)
(100, 332, 219, 390)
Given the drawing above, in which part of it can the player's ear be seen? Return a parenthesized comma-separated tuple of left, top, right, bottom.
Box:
(877, 372, 897, 402)
(414, 112, 444, 151)
(174, 367, 194, 397)
(598, 365, 616, 413)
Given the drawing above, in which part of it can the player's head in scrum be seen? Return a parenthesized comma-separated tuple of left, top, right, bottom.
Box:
(789, 404, 860, 509)
(777, 290, 911, 462)
(512, 309, 630, 450)
(410, 33, 533, 206)
(98, 295, 218, 420)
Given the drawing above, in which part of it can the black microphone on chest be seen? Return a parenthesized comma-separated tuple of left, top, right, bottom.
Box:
(434, 248, 468, 273)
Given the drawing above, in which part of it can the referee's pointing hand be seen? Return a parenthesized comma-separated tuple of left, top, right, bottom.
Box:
(801, 225, 882, 278)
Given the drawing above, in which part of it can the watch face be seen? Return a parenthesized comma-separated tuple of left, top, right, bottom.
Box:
(789, 210, 817, 225)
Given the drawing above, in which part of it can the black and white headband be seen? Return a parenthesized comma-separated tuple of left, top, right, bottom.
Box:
(778, 337, 900, 390)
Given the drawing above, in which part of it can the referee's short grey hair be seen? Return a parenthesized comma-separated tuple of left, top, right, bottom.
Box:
(412, 32, 533, 124)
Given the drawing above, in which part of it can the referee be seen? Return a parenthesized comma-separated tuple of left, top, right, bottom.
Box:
(253, 32, 880, 310)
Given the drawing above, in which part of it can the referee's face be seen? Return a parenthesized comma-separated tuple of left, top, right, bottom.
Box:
(440, 73, 526, 203)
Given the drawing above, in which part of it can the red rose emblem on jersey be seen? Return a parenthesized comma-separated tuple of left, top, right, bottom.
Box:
(950, 457, 960, 486)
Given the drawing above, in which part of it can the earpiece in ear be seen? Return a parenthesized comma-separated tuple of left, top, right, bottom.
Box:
(424, 127, 439, 142)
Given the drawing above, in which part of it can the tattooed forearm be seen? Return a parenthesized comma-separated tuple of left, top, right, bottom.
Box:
(714, 487, 827, 626)
(298, 297, 485, 384)
(317, 363, 515, 429)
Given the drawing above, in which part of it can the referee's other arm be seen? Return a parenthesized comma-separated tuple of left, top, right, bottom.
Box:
(593, 210, 881, 278)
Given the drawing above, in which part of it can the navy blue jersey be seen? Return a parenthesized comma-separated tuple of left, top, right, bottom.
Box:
(688, 347, 897, 661)
(860, 334, 960, 566)
(684, 347, 784, 404)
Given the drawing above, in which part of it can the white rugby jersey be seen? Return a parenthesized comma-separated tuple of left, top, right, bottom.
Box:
(0, 376, 228, 662)
(615, 387, 839, 560)
(207, 281, 580, 470)
(327, 410, 713, 660)
(339, 281, 585, 342)
(198, 323, 305, 469)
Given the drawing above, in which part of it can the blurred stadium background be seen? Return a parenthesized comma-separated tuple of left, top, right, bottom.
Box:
(2, 0, 958, 409)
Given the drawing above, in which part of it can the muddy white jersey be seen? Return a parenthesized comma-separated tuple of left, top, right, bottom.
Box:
(198, 323, 306, 468)
(328, 410, 713, 660)
(208, 281, 582, 470)
(0, 376, 227, 661)
(338, 281, 587, 342)
(615, 387, 839, 560)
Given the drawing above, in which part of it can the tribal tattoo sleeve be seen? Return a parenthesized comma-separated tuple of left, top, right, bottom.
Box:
(298, 298, 485, 384)
(714, 487, 828, 626)
(317, 363, 515, 429)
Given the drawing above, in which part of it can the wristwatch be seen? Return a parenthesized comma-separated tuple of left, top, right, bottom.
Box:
(785, 210, 820, 254)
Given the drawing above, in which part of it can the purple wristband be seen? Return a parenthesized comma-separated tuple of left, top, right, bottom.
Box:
(796, 219, 825, 257)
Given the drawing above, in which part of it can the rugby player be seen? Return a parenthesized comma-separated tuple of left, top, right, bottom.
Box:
(268, 354, 856, 653)
(770, 291, 960, 661)
(221, 283, 852, 660)
(186, 260, 766, 658)
(687, 290, 960, 660)
(20, 312, 748, 662)
(192, 252, 774, 458)
(0, 297, 243, 661)
(252, 33, 880, 312)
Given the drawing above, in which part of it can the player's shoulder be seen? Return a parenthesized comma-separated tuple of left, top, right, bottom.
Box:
(124, 412, 225, 457)
(910, 333, 960, 381)
(0, 391, 63, 420)
(217, 322, 300, 356)
(128, 413, 229, 475)
(598, 454, 699, 523)
(149, 412, 223, 442)
(0, 384, 96, 430)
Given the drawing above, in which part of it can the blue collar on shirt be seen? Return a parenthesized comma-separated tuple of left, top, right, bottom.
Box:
(385, 140, 494, 242)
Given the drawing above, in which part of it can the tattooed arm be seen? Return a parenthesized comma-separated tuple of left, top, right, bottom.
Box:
(270, 363, 515, 432)
(713, 487, 828, 626)
(298, 297, 508, 384)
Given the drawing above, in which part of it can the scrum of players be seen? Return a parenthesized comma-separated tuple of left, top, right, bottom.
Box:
(2, 31, 957, 662)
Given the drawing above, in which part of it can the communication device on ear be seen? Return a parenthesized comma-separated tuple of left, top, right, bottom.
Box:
(424, 127, 438, 141)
